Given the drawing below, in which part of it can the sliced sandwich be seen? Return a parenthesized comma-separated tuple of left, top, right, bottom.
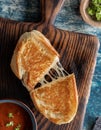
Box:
(30, 74, 78, 125)
(10, 30, 59, 91)
(10, 30, 78, 125)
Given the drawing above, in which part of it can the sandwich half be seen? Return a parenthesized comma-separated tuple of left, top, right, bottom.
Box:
(30, 74, 78, 125)
(10, 30, 59, 91)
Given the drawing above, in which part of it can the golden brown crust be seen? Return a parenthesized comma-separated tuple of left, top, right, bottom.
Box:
(10, 30, 59, 91)
(31, 30, 59, 57)
(30, 74, 78, 125)
(10, 40, 25, 79)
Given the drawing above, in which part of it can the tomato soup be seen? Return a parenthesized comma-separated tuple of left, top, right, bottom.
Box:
(0, 102, 33, 130)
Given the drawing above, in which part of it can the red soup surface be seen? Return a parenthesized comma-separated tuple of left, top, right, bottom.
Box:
(0, 102, 33, 130)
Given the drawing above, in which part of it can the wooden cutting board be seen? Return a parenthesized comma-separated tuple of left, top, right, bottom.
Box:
(0, 0, 99, 130)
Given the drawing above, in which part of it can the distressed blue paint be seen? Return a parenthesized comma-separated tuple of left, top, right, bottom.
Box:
(0, 0, 41, 22)
(0, 0, 101, 130)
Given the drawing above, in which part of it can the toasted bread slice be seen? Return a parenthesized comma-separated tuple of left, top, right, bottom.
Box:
(10, 30, 59, 91)
(30, 74, 78, 125)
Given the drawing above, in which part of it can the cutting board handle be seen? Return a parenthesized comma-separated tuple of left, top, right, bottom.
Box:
(40, 0, 65, 25)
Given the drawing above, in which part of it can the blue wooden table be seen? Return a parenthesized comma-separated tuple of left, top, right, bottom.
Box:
(0, 0, 101, 130)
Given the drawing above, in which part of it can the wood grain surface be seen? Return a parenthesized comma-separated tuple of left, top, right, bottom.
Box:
(0, 0, 99, 130)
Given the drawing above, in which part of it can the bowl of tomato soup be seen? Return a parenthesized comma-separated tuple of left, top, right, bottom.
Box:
(0, 99, 37, 130)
